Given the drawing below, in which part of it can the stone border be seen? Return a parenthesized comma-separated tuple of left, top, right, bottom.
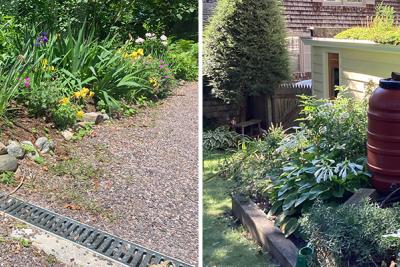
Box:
(232, 195, 298, 267)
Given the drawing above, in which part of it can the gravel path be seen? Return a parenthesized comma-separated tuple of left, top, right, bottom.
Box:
(1, 82, 199, 265)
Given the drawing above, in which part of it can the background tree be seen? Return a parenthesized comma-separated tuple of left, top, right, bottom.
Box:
(0, 0, 198, 41)
(204, 0, 289, 104)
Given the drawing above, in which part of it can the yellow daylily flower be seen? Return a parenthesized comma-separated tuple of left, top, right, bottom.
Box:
(89, 91, 95, 98)
(137, 48, 144, 56)
(59, 97, 70, 105)
(80, 87, 90, 96)
(76, 110, 84, 119)
(73, 91, 82, 99)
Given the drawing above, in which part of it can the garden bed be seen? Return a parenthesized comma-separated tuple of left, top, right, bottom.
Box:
(233, 188, 400, 267)
(0, 83, 199, 265)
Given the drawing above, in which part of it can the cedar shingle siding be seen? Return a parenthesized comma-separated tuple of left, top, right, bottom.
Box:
(284, 0, 400, 34)
(202, 0, 400, 74)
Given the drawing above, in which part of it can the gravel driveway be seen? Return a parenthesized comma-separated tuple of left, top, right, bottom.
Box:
(2, 82, 199, 265)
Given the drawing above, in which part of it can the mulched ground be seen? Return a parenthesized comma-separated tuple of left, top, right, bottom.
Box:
(0, 213, 65, 267)
(0, 82, 199, 265)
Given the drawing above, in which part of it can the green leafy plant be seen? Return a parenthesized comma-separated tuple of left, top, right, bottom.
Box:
(203, 126, 243, 151)
(0, 171, 15, 185)
(300, 200, 400, 266)
(167, 39, 198, 80)
(51, 103, 78, 130)
(218, 88, 371, 237)
(33, 155, 45, 165)
(23, 79, 65, 117)
(335, 4, 400, 45)
(72, 123, 93, 141)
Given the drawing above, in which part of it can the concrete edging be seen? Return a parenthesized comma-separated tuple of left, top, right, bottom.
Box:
(232, 195, 298, 267)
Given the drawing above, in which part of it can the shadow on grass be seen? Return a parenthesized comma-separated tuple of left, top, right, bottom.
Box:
(203, 151, 278, 267)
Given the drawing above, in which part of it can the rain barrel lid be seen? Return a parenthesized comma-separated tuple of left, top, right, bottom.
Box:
(380, 72, 400, 90)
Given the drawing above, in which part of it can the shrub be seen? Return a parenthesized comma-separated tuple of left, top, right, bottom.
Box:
(51, 103, 79, 130)
(300, 200, 400, 266)
(167, 39, 198, 81)
(203, 126, 243, 151)
(204, 0, 289, 104)
(0, 0, 198, 40)
(23, 79, 65, 117)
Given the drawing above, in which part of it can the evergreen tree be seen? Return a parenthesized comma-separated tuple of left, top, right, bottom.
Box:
(204, 0, 289, 104)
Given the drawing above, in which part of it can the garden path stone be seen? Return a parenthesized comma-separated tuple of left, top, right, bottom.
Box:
(0, 142, 7, 155)
(7, 141, 25, 159)
(13, 82, 199, 265)
(61, 130, 74, 141)
(35, 137, 48, 150)
(34, 137, 55, 153)
(0, 154, 18, 172)
(83, 112, 104, 124)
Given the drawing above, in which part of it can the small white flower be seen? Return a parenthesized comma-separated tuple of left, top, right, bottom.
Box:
(162, 41, 168, 46)
(135, 37, 145, 44)
(160, 35, 167, 41)
(145, 33, 153, 38)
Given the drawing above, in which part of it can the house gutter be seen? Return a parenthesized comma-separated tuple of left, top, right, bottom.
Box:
(301, 37, 400, 54)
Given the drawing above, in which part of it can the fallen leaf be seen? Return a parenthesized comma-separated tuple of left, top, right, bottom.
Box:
(64, 204, 82, 211)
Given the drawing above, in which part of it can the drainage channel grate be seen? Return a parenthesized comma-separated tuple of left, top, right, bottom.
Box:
(0, 194, 192, 267)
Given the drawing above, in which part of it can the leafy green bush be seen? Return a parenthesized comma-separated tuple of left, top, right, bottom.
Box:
(203, 126, 243, 151)
(219, 88, 371, 236)
(335, 4, 400, 45)
(0, 0, 197, 40)
(23, 79, 65, 117)
(167, 39, 198, 80)
(217, 124, 286, 198)
(300, 200, 400, 266)
(51, 103, 79, 130)
(204, 0, 289, 104)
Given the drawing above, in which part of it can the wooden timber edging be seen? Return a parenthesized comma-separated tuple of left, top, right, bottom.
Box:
(232, 195, 298, 267)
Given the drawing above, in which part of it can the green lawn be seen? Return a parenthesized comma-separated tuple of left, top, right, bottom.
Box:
(203, 151, 278, 267)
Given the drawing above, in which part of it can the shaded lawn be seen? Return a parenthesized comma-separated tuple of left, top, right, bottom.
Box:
(203, 151, 278, 267)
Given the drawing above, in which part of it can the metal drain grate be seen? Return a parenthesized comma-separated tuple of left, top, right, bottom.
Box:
(0, 194, 192, 267)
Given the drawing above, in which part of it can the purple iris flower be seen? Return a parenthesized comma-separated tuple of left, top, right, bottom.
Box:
(35, 32, 49, 46)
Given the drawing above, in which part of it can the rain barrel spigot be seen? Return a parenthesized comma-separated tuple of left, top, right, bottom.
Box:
(368, 72, 400, 193)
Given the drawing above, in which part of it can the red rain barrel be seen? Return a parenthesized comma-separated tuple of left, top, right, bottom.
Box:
(368, 72, 400, 193)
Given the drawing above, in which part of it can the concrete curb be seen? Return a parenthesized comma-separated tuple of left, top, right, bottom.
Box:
(232, 195, 298, 267)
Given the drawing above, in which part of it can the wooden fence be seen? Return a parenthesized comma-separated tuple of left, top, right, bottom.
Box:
(266, 83, 312, 128)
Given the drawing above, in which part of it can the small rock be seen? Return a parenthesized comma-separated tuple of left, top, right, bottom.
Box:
(102, 113, 110, 121)
(7, 141, 25, 159)
(41, 140, 55, 154)
(0, 154, 18, 172)
(35, 137, 55, 154)
(82, 112, 104, 125)
(61, 130, 74, 141)
(0, 142, 7, 155)
(35, 137, 48, 150)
